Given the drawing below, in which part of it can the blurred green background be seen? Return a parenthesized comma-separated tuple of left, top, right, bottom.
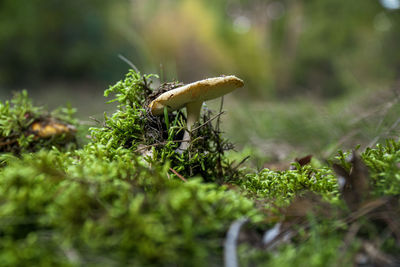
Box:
(1, 0, 399, 165)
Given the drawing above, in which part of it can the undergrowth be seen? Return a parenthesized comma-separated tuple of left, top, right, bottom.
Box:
(362, 139, 400, 196)
(0, 145, 259, 266)
(241, 164, 340, 206)
(0, 90, 78, 154)
(0, 69, 398, 266)
(91, 70, 237, 182)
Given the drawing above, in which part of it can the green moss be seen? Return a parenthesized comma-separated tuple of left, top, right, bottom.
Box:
(265, 223, 357, 267)
(332, 139, 400, 196)
(0, 90, 78, 154)
(238, 221, 358, 267)
(241, 165, 340, 206)
(91, 70, 239, 181)
(239, 140, 400, 265)
(0, 145, 258, 266)
(362, 139, 400, 196)
(0, 71, 399, 266)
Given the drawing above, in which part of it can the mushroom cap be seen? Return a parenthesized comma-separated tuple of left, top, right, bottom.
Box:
(30, 119, 76, 138)
(149, 75, 244, 115)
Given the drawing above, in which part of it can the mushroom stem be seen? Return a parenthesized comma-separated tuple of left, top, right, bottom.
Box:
(177, 101, 203, 152)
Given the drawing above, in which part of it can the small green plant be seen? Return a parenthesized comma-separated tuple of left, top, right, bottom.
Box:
(0, 90, 78, 155)
(0, 74, 399, 266)
(91, 70, 238, 181)
(333, 140, 400, 196)
(241, 164, 340, 206)
(361, 139, 400, 196)
(236, 140, 400, 266)
(0, 145, 259, 266)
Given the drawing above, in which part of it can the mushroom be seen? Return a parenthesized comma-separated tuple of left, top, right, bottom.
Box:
(30, 119, 76, 138)
(148, 75, 244, 152)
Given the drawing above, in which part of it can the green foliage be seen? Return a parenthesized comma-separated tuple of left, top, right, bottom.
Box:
(90, 70, 156, 150)
(3, 0, 396, 100)
(104, 70, 157, 107)
(0, 90, 41, 137)
(0, 145, 258, 266)
(0, 90, 77, 154)
(260, 222, 356, 267)
(227, 92, 400, 159)
(362, 139, 400, 196)
(124, 0, 393, 98)
(0, 0, 135, 86)
(333, 139, 400, 196)
(241, 165, 339, 205)
(238, 219, 358, 267)
(0, 77, 399, 265)
(237, 140, 400, 266)
(91, 70, 238, 181)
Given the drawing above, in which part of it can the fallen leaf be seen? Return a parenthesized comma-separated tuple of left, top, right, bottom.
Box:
(332, 152, 370, 210)
(295, 154, 313, 167)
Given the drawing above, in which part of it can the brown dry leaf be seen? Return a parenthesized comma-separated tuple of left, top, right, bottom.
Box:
(267, 155, 313, 171)
(295, 154, 313, 167)
(332, 152, 370, 211)
(283, 192, 332, 221)
(263, 193, 334, 250)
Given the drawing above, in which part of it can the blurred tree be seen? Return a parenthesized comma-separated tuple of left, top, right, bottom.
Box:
(130, 0, 394, 98)
(1, 0, 399, 100)
(271, 0, 385, 98)
(0, 0, 137, 88)
(380, 9, 400, 82)
(130, 0, 273, 95)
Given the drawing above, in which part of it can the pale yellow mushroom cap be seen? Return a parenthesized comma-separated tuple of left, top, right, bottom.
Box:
(149, 75, 244, 115)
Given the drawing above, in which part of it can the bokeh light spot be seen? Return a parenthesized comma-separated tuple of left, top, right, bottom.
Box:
(233, 16, 251, 34)
(380, 0, 400, 10)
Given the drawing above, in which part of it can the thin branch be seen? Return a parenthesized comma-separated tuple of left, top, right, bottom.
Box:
(191, 111, 225, 132)
(232, 156, 250, 171)
(0, 139, 18, 147)
(89, 116, 102, 125)
(118, 54, 139, 73)
(134, 140, 188, 153)
(368, 117, 400, 148)
(217, 96, 224, 132)
(169, 168, 187, 182)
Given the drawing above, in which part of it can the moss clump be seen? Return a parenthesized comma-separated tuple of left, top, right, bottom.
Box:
(237, 140, 400, 266)
(0, 71, 399, 266)
(246, 220, 357, 267)
(91, 70, 237, 181)
(0, 90, 78, 154)
(361, 139, 400, 196)
(0, 144, 259, 266)
(240, 164, 340, 206)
